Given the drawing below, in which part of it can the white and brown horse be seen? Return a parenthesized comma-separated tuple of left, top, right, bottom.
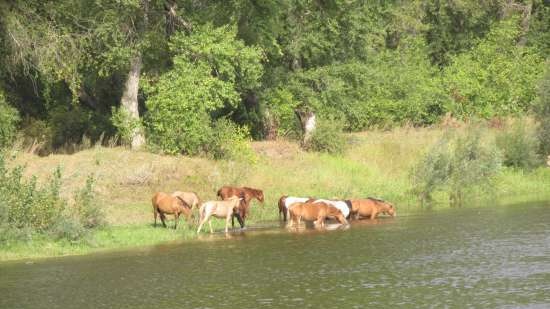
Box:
(277, 196, 315, 221)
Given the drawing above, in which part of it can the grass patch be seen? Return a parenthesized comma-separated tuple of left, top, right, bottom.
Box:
(3, 122, 550, 261)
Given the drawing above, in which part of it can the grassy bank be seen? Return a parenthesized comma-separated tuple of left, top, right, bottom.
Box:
(2, 125, 550, 261)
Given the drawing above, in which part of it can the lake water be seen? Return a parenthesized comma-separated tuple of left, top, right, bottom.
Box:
(1, 202, 550, 308)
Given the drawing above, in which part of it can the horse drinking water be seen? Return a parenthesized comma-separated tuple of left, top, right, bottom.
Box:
(288, 201, 348, 228)
(349, 197, 396, 220)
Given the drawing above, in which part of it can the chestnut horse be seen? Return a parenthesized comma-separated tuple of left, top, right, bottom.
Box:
(197, 196, 243, 234)
(171, 191, 200, 209)
(349, 197, 396, 220)
(277, 196, 314, 222)
(288, 201, 348, 228)
(152, 192, 193, 229)
(312, 199, 351, 219)
(217, 186, 264, 228)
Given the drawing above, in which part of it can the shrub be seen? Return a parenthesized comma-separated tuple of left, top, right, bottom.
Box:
(411, 127, 502, 206)
(0, 91, 20, 149)
(206, 118, 257, 162)
(496, 121, 540, 169)
(111, 106, 143, 147)
(535, 63, 550, 156)
(73, 175, 105, 229)
(0, 154, 103, 244)
(304, 117, 346, 155)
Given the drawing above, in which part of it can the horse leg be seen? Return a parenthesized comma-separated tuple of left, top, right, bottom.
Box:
(208, 219, 213, 234)
(153, 208, 158, 227)
(197, 211, 210, 234)
(160, 212, 167, 228)
(225, 214, 232, 233)
(371, 211, 378, 220)
(174, 213, 179, 230)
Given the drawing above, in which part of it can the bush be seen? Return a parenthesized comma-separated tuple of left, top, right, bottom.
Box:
(74, 175, 105, 229)
(111, 106, 143, 147)
(535, 63, 550, 156)
(206, 119, 257, 162)
(304, 117, 346, 155)
(411, 127, 502, 206)
(496, 121, 540, 169)
(0, 154, 104, 245)
(0, 91, 20, 149)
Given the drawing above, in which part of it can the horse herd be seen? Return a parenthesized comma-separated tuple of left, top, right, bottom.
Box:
(151, 185, 396, 234)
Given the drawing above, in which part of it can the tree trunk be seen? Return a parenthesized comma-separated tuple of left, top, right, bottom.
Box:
(295, 109, 316, 145)
(264, 109, 278, 140)
(120, 54, 145, 149)
(517, 1, 532, 46)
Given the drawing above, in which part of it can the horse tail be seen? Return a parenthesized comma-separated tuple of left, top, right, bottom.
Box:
(216, 188, 223, 199)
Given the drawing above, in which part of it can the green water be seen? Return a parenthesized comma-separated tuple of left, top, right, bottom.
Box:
(1, 202, 550, 308)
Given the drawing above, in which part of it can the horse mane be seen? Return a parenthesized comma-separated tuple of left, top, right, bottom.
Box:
(344, 200, 353, 210)
(175, 196, 191, 209)
(243, 187, 262, 195)
(367, 196, 385, 203)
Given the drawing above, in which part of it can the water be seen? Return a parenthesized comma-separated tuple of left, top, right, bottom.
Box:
(2, 202, 550, 308)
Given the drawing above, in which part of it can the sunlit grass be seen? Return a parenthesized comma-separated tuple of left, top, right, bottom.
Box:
(4, 124, 550, 261)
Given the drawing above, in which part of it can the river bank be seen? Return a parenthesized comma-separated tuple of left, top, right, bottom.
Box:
(2, 125, 550, 261)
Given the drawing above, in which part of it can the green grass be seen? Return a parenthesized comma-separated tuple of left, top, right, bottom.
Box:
(3, 124, 550, 261)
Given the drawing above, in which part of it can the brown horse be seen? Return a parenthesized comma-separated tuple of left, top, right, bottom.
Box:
(152, 192, 193, 229)
(277, 196, 315, 222)
(171, 191, 200, 209)
(349, 197, 396, 220)
(197, 196, 243, 234)
(288, 201, 348, 228)
(217, 186, 264, 228)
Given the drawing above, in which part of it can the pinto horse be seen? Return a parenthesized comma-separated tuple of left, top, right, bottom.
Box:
(217, 186, 264, 228)
(288, 201, 348, 228)
(197, 196, 243, 234)
(277, 196, 315, 222)
(152, 192, 193, 229)
(349, 197, 396, 220)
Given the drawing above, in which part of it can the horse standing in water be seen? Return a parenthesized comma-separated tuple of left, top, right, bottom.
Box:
(349, 197, 396, 220)
(288, 201, 348, 228)
(197, 196, 243, 234)
(277, 196, 315, 222)
(217, 186, 264, 228)
(151, 192, 193, 229)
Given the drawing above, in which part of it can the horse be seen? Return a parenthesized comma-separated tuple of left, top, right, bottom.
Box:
(312, 199, 351, 219)
(152, 192, 193, 229)
(197, 196, 243, 234)
(171, 191, 200, 209)
(288, 201, 348, 228)
(349, 197, 396, 220)
(277, 196, 315, 221)
(217, 186, 264, 228)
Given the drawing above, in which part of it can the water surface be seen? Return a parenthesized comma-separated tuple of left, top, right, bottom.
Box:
(2, 202, 550, 308)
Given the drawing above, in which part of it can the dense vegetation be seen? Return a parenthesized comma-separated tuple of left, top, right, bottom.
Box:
(0, 0, 548, 156)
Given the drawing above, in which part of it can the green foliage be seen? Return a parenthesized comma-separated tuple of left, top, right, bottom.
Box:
(411, 127, 502, 206)
(0, 91, 20, 148)
(74, 175, 105, 229)
(0, 154, 103, 245)
(496, 121, 540, 169)
(535, 63, 550, 156)
(443, 18, 544, 118)
(304, 117, 346, 155)
(111, 106, 142, 146)
(144, 24, 263, 156)
(276, 38, 446, 132)
(206, 118, 257, 162)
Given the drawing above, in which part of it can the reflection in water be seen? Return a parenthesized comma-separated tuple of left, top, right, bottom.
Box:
(1, 202, 550, 308)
